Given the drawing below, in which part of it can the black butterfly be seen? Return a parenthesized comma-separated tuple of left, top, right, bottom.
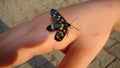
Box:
(47, 9, 78, 41)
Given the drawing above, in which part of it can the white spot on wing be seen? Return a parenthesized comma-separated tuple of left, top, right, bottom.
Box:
(59, 31, 64, 36)
(63, 29, 66, 32)
(51, 24, 54, 30)
(57, 17, 60, 21)
(59, 38, 62, 41)
(55, 11, 57, 14)
(60, 27, 63, 30)
(58, 15, 61, 18)
(53, 14, 56, 17)
(61, 34, 64, 36)
(56, 36, 59, 38)
(61, 19, 64, 22)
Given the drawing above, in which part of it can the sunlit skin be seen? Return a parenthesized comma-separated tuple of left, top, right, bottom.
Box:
(0, 0, 120, 68)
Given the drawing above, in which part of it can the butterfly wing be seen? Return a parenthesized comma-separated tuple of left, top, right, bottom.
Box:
(50, 9, 67, 24)
(55, 28, 68, 41)
(50, 9, 70, 41)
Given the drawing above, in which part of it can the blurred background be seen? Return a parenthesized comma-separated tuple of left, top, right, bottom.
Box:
(0, 0, 120, 68)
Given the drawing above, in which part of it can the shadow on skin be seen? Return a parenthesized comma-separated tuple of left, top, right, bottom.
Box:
(0, 19, 49, 67)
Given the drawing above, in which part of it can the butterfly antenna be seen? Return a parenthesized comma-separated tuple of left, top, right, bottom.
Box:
(70, 17, 80, 31)
(71, 25, 80, 31)
(70, 17, 79, 24)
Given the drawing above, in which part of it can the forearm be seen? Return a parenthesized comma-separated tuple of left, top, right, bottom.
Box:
(58, 0, 120, 68)
(0, 13, 52, 67)
(0, 21, 37, 67)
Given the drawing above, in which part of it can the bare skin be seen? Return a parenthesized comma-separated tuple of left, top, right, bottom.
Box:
(0, 0, 120, 68)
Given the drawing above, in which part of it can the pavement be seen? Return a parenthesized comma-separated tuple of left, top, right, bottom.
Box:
(0, 0, 120, 68)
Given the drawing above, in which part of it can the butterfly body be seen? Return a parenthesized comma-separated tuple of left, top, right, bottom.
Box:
(47, 9, 71, 41)
(47, 23, 61, 31)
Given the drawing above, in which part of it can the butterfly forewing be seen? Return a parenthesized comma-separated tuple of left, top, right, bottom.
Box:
(50, 9, 67, 24)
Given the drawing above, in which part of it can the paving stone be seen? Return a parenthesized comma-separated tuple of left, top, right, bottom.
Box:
(2, 21, 14, 28)
(41, 0, 53, 5)
(28, 55, 55, 68)
(51, 50, 65, 65)
(27, 57, 36, 68)
(80, 0, 90, 2)
(0, 8, 8, 18)
(47, 2, 60, 10)
(1, 15, 16, 27)
(0, 20, 9, 33)
(0, 1, 4, 9)
(12, 14, 26, 23)
(3, 0, 16, 8)
(43, 53, 54, 61)
(21, 6, 33, 13)
(40, 62, 55, 68)
(109, 43, 120, 59)
(104, 39, 116, 48)
(68, 0, 80, 5)
(19, 2, 34, 13)
(97, 49, 115, 68)
(110, 31, 120, 42)
(27, 55, 48, 68)
(16, 0, 28, 7)
(16, 18, 29, 26)
(30, 1, 47, 12)
(0, 13, 11, 23)
(107, 60, 120, 68)
(6, 0, 17, 11)
(54, 0, 65, 5)
(8, 8, 22, 15)
(60, 1, 69, 8)
(42, 50, 65, 66)
(31, 55, 48, 67)
(27, 0, 40, 5)
(22, 9, 36, 21)
(17, 63, 32, 68)
(50, 58, 58, 66)
(43, 53, 58, 66)
(88, 58, 101, 68)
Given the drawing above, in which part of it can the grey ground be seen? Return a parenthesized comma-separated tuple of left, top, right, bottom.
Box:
(0, 0, 120, 68)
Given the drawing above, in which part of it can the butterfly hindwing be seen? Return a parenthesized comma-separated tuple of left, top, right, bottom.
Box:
(55, 28, 68, 41)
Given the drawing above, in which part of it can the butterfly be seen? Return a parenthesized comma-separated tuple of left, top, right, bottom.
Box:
(47, 9, 79, 41)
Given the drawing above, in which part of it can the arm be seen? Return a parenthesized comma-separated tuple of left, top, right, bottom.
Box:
(59, 0, 120, 68)
(0, 0, 120, 68)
